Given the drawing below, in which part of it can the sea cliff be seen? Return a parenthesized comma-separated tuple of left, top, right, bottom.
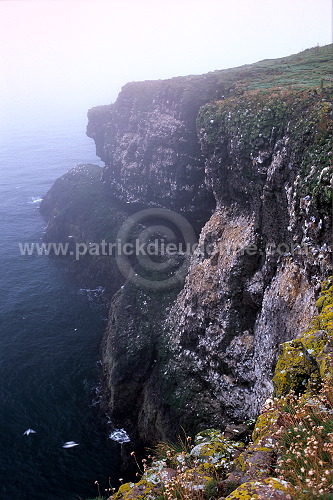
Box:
(41, 44, 332, 482)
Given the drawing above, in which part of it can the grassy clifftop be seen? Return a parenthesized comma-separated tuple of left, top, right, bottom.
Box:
(212, 43, 332, 91)
(88, 44, 333, 126)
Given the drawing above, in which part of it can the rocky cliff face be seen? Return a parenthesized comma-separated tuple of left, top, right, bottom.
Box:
(86, 76, 219, 229)
(42, 45, 332, 447)
(165, 87, 332, 431)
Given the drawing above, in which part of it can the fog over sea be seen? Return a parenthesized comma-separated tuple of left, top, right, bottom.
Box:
(0, 116, 122, 499)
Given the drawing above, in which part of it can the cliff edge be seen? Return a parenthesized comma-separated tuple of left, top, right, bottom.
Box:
(41, 45, 332, 450)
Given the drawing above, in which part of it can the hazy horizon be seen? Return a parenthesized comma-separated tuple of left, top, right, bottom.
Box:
(1, 0, 332, 130)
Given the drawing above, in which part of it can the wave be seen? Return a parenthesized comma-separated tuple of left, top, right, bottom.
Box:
(109, 428, 131, 444)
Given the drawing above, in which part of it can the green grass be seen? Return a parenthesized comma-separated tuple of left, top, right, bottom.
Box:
(212, 44, 333, 91)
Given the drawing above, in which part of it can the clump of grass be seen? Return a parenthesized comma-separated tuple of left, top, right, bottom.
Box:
(156, 475, 219, 500)
(271, 385, 333, 498)
(151, 429, 194, 470)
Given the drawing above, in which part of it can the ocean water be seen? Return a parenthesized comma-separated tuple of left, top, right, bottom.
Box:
(0, 119, 123, 499)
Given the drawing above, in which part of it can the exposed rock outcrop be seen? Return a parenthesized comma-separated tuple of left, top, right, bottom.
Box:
(102, 284, 182, 444)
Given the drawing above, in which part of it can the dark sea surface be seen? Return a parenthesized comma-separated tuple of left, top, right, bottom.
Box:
(0, 119, 122, 499)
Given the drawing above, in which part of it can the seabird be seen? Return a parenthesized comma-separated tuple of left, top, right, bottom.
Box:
(23, 429, 36, 436)
(63, 441, 79, 448)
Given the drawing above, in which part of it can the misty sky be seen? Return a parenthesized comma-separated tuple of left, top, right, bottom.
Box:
(0, 0, 332, 128)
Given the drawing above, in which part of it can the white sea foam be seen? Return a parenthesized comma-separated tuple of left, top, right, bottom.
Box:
(78, 286, 105, 301)
(109, 428, 131, 444)
(29, 196, 43, 204)
(79, 286, 105, 292)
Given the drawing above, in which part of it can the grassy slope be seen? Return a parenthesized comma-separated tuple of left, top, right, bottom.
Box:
(211, 43, 333, 90)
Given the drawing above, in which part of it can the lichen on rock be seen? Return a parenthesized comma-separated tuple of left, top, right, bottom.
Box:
(224, 477, 291, 499)
(273, 276, 333, 397)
